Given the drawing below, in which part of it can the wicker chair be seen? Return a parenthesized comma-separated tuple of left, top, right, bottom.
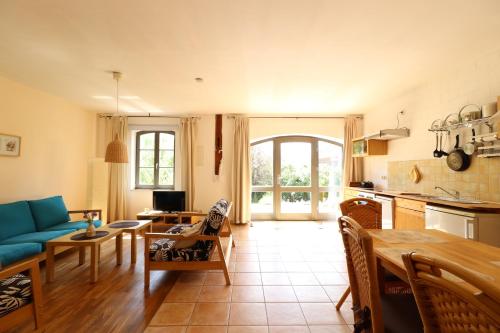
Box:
(339, 216, 422, 333)
(402, 252, 500, 333)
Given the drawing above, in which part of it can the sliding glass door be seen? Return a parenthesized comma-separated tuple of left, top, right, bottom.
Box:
(251, 136, 342, 220)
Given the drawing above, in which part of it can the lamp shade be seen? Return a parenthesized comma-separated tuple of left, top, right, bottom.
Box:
(105, 134, 128, 163)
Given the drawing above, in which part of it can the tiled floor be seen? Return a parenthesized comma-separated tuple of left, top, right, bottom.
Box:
(146, 221, 353, 333)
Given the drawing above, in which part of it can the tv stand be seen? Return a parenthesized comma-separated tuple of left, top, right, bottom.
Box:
(136, 210, 205, 232)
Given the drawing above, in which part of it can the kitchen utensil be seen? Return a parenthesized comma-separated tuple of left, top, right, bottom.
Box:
(438, 132, 448, 157)
(446, 134, 470, 171)
(482, 102, 497, 118)
(409, 165, 421, 183)
(463, 129, 482, 155)
(433, 132, 440, 158)
(458, 104, 481, 122)
(360, 181, 374, 189)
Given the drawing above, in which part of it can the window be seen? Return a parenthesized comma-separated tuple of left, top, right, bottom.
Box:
(135, 131, 175, 189)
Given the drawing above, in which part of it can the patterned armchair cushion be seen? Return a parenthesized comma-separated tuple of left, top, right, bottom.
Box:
(149, 199, 229, 262)
(0, 274, 32, 318)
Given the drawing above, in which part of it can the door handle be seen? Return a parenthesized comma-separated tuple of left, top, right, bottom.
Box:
(466, 219, 476, 240)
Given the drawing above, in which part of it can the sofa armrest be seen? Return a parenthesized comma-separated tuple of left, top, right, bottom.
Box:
(144, 233, 219, 242)
(68, 209, 102, 220)
(0, 258, 38, 280)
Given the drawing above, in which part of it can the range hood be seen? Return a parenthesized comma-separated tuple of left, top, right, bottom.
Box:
(365, 128, 410, 140)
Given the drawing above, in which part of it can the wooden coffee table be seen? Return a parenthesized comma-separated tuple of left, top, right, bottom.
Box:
(46, 226, 123, 283)
(109, 220, 152, 264)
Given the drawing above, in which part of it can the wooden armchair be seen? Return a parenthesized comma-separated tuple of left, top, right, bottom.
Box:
(144, 201, 234, 289)
(402, 252, 500, 332)
(0, 258, 43, 332)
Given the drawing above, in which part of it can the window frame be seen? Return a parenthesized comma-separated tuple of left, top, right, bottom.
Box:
(135, 130, 175, 190)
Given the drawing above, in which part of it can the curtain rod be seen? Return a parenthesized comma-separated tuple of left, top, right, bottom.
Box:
(98, 114, 200, 119)
(226, 115, 363, 119)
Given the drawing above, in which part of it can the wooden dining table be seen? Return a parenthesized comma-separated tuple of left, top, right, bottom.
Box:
(367, 229, 500, 288)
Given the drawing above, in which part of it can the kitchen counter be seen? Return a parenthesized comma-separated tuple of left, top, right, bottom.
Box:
(345, 187, 500, 213)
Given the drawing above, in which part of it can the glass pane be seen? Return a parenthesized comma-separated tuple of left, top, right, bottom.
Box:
(159, 168, 174, 186)
(251, 141, 273, 186)
(280, 142, 311, 187)
(318, 141, 343, 187)
(159, 150, 174, 167)
(281, 192, 311, 213)
(139, 150, 155, 167)
(160, 133, 175, 150)
(251, 191, 273, 213)
(319, 191, 339, 213)
(139, 133, 155, 149)
(139, 168, 154, 185)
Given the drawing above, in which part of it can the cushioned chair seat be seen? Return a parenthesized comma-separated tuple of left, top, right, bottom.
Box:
(44, 220, 102, 231)
(0, 243, 42, 268)
(0, 230, 72, 250)
(381, 293, 423, 333)
(0, 273, 32, 318)
(150, 238, 212, 262)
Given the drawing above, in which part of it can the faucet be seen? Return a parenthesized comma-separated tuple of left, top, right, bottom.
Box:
(435, 186, 460, 199)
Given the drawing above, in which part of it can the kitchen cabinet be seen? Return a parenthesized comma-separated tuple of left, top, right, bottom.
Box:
(394, 197, 425, 229)
(352, 137, 387, 157)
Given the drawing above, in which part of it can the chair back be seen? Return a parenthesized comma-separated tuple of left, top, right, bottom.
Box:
(338, 216, 384, 333)
(202, 199, 232, 236)
(340, 198, 382, 229)
(402, 253, 500, 333)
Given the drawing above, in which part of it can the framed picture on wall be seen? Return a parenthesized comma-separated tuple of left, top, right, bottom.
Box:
(0, 133, 21, 157)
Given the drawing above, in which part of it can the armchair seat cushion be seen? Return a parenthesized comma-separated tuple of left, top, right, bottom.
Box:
(0, 230, 72, 250)
(0, 244, 42, 269)
(44, 220, 102, 231)
(0, 273, 32, 318)
(150, 238, 212, 262)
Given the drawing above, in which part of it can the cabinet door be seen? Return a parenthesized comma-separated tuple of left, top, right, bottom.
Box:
(394, 207, 425, 230)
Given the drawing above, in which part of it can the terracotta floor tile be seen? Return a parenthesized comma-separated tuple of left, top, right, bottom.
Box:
(236, 253, 259, 262)
(314, 273, 347, 285)
(322, 285, 350, 303)
(165, 285, 202, 302)
(266, 303, 306, 325)
(186, 326, 228, 333)
(288, 273, 320, 286)
(338, 307, 355, 325)
(234, 273, 262, 285)
(261, 273, 290, 286)
(293, 286, 330, 302)
(263, 286, 297, 302)
(229, 303, 268, 325)
(259, 262, 286, 273)
(144, 327, 187, 333)
(284, 262, 311, 272)
(308, 262, 336, 272)
(268, 326, 309, 333)
(258, 253, 281, 261)
(149, 303, 195, 326)
(236, 261, 261, 272)
(198, 285, 232, 302)
(205, 272, 234, 285)
(300, 303, 346, 325)
(176, 272, 208, 285)
(228, 326, 269, 333)
(190, 302, 230, 325)
(308, 325, 352, 333)
(231, 286, 265, 302)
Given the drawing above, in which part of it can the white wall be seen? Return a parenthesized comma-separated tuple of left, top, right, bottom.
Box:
(363, 48, 500, 190)
(249, 118, 344, 142)
(0, 75, 95, 210)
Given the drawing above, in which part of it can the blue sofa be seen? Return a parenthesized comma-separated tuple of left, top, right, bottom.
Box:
(0, 196, 102, 268)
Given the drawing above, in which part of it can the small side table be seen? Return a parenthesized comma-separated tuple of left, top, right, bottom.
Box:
(46, 226, 123, 283)
(109, 220, 152, 264)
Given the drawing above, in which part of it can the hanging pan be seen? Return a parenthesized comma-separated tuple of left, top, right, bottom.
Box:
(446, 134, 470, 171)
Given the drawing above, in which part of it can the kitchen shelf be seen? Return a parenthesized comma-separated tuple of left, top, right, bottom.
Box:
(365, 128, 410, 140)
(428, 114, 498, 133)
(352, 138, 388, 157)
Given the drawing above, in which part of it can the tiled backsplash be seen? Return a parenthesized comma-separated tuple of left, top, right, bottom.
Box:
(388, 158, 500, 203)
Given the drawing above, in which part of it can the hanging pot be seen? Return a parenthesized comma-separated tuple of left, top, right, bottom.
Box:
(463, 128, 482, 155)
(446, 134, 470, 171)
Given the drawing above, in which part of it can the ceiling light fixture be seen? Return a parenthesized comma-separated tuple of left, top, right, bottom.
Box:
(104, 71, 128, 163)
(195, 77, 203, 83)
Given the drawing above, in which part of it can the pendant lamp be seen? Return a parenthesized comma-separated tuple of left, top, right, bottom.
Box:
(105, 72, 128, 163)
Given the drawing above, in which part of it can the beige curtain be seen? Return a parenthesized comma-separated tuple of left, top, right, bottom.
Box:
(180, 117, 198, 211)
(106, 116, 128, 222)
(232, 116, 251, 224)
(343, 116, 364, 186)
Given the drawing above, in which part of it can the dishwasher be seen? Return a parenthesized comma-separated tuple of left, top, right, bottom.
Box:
(357, 191, 394, 229)
(425, 205, 500, 247)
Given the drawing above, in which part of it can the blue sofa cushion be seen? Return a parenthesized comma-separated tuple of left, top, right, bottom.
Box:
(0, 230, 72, 250)
(45, 220, 102, 231)
(0, 273, 32, 318)
(28, 196, 70, 231)
(0, 243, 42, 269)
(0, 201, 37, 242)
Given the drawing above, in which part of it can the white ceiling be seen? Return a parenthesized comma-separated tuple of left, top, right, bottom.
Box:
(0, 0, 499, 115)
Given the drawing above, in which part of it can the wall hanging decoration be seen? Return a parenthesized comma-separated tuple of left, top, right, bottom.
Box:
(214, 114, 223, 175)
(409, 165, 422, 183)
(0, 133, 21, 157)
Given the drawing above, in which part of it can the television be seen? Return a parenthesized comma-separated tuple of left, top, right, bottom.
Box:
(153, 191, 186, 212)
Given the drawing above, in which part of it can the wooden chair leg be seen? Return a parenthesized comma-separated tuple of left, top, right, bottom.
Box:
(336, 286, 351, 311)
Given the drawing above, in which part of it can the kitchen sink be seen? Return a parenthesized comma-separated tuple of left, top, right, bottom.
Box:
(410, 194, 483, 204)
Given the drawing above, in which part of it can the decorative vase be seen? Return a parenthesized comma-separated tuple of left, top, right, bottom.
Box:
(86, 222, 96, 237)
